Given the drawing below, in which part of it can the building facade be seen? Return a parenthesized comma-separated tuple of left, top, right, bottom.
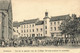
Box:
(0, 0, 13, 41)
(13, 12, 71, 39)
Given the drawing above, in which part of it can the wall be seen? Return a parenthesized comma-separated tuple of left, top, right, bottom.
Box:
(0, 13, 2, 39)
(35, 25, 44, 37)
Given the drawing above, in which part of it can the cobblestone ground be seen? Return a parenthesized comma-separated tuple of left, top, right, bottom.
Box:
(24, 45, 80, 48)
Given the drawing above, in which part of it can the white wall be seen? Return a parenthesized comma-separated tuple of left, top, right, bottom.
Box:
(35, 25, 44, 37)
(50, 20, 63, 38)
(20, 23, 35, 37)
(13, 19, 65, 38)
(43, 18, 50, 37)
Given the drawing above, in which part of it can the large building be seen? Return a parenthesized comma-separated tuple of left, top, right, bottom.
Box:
(0, 0, 13, 41)
(13, 11, 71, 39)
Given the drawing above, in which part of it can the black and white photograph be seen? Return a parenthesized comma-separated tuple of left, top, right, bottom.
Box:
(0, 0, 80, 53)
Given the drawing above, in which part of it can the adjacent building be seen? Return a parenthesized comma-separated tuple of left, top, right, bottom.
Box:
(13, 11, 71, 39)
(0, 0, 13, 41)
(50, 14, 71, 38)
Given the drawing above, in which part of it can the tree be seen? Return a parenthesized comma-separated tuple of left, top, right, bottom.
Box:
(60, 18, 80, 42)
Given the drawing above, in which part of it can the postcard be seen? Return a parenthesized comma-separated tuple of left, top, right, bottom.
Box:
(0, 0, 80, 53)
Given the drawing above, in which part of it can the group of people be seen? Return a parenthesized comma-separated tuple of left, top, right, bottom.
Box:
(11, 37, 79, 47)
(0, 37, 79, 47)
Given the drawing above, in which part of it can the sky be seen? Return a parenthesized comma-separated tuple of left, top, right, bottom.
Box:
(12, 0, 80, 22)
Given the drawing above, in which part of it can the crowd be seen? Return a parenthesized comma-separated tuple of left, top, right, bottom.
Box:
(0, 37, 80, 47)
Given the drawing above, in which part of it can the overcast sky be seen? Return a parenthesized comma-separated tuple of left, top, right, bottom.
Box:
(12, 0, 80, 22)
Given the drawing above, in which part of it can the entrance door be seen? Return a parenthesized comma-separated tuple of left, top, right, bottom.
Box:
(32, 34, 35, 37)
(51, 33, 54, 38)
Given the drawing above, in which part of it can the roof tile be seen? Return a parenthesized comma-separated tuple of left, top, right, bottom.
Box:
(36, 20, 44, 25)
(50, 14, 71, 21)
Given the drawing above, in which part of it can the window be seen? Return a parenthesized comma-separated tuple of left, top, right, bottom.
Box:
(41, 34, 42, 36)
(54, 22, 56, 25)
(27, 25, 28, 28)
(33, 29, 34, 32)
(51, 27, 53, 31)
(32, 24, 34, 27)
(27, 29, 28, 32)
(17, 30, 18, 32)
(54, 27, 56, 31)
(45, 26, 47, 29)
(36, 28, 38, 32)
(58, 21, 59, 24)
(58, 27, 60, 30)
(24, 30, 26, 33)
(51, 34, 54, 37)
(27, 34, 28, 37)
(51, 22, 52, 26)
(30, 29, 31, 32)
(37, 34, 38, 37)
(30, 25, 31, 27)
(21, 30, 23, 33)
(45, 21, 47, 24)
(40, 28, 42, 32)
(39, 33, 40, 37)
(30, 34, 31, 37)
(24, 25, 25, 28)
(45, 31, 47, 34)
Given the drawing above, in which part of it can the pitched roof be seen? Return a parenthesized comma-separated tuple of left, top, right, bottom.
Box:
(0, 0, 10, 10)
(50, 14, 71, 21)
(20, 18, 39, 25)
(43, 16, 50, 19)
(13, 22, 20, 27)
(36, 20, 44, 25)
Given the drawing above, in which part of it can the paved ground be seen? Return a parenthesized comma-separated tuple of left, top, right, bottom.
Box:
(5, 45, 80, 49)
(26, 45, 80, 48)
